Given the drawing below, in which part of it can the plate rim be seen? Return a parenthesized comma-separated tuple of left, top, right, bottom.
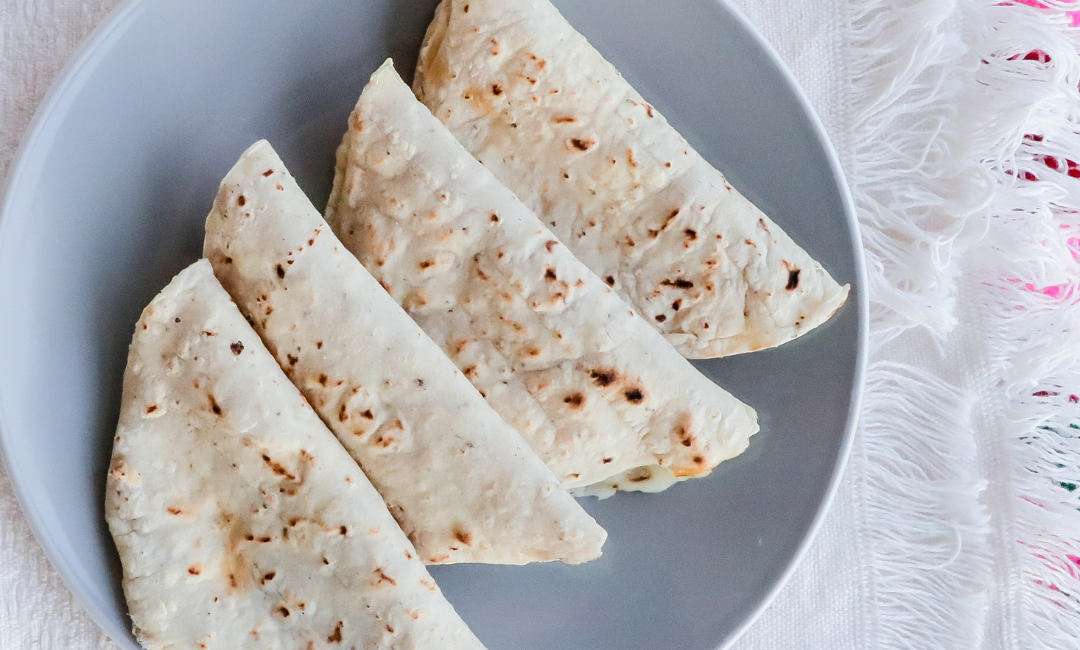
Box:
(0, 0, 149, 643)
(706, 1, 867, 647)
(0, 0, 869, 648)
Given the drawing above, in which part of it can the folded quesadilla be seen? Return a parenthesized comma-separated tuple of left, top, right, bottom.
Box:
(413, 0, 850, 359)
(106, 260, 487, 650)
(204, 140, 605, 564)
(325, 61, 757, 495)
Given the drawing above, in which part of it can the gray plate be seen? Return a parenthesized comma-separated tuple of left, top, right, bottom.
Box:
(0, 1, 866, 648)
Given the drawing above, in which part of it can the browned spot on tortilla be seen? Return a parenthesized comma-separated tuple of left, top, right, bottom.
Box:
(209, 395, 222, 416)
(563, 392, 585, 409)
(569, 138, 596, 152)
(694, 455, 705, 464)
(374, 434, 396, 448)
(187, 564, 201, 576)
(463, 3, 469, 11)
(624, 388, 644, 403)
(553, 116, 577, 123)
(261, 571, 275, 584)
(454, 527, 474, 546)
(672, 300, 682, 311)
(605, 275, 616, 286)
(745, 238, 755, 246)
(386, 624, 395, 634)
(590, 369, 618, 387)
(274, 264, 285, 279)
(327, 621, 343, 643)
(318, 374, 328, 386)
(223, 256, 233, 264)
(491, 83, 503, 95)
(664, 162, 672, 168)
(786, 268, 801, 290)
(545, 240, 558, 252)
(661, 278, 694, 289)
(237, 195, 246, 207)
(261, 454, 296, 481)
(663, 209, 680, 228)
(262, 169, 274, 177)
(602, 457, 613, 464)
(339, 525, 349, 535)
(419, 259, 434, 269)
(146, 404, 158, 415)
(277, 607, 290, 618)
(276, 183, 284, 191)
(287, 354, 298, 366)
(490, 38, 500, 55)
(361, 409, 374, 419)
(655, 314, 667, 322)
(645, 104, 655, 117)
(685, 229, 697, 240)
(167, 506, 182, 515)
(545, 268, 557, 281)
(374, 568, 396, 585)
(490, 213, 500, 223)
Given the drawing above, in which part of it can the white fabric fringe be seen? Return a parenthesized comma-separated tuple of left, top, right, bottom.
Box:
(847, 0, 1080, 646)
(843, 0, 996, 647)
(961, 2, 1080, 648)
(848, 0, 990, 348)
(857, 363, 989, 649)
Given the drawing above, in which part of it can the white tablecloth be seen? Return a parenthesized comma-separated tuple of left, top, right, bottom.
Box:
(4, 1, 1079, 648)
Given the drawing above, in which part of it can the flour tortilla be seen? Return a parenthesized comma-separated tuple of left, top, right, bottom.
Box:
(326, 62, 757, 494)
(204, 140, 605, 564)
(414, 0, 850, 359)
(105, 260, 487, 650)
